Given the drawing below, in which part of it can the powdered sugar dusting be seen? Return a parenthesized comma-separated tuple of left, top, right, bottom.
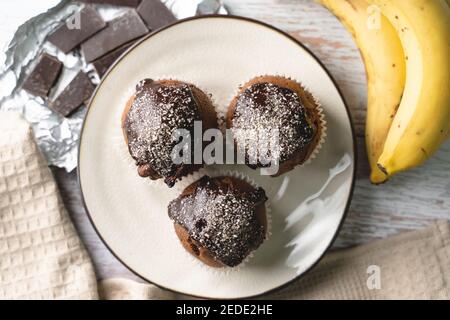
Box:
(232, 82, 315, 163)
(124, 79, 200, 178)
(168, 176, 267, 267)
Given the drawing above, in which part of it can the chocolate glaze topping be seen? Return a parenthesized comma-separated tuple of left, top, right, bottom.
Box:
(124, 79, 201, 184)
(168, 176, 267, 267)
(232, 82, 315, 164)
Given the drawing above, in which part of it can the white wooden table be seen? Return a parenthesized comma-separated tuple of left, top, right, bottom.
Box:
(52, 0, 450, 281)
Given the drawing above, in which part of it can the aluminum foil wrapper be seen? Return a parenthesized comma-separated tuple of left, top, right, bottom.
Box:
(0, 0, 227, 172)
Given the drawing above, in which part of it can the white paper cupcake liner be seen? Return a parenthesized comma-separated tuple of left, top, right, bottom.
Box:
(303, 95, 326, 165)
(222, 74, 327, 170)
(171, 169, 272, 275)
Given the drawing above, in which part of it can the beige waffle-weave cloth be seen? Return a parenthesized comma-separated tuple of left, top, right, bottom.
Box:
(0, 112, 98, 299)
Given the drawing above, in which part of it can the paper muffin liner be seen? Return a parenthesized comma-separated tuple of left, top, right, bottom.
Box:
(113, 76, 221, 190)
(303, 93, 326, 165)
(222, 74, 327, 169)
(170, 168, 272, 275)
(172, 166, 211, 194)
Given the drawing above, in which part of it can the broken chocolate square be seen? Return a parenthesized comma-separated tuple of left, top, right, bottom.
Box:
(50, 71, 95, 117)
(137, 0, 176, 30)
(22, 53, 62, 98)
(47, 6, 106, 53)
(92, 40, 137, 77)
(81, 10, 149, 62)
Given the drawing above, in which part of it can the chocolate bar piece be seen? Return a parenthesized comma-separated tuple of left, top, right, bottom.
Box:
(137, 0, 176, 30)
(92, 40, 137, 77)
(50, 71, 95, 117)
(81, 10, 149, 62)
(76, 0, 142, 7)
(22, 53, 62, 98)
(47, 6, 106, 53)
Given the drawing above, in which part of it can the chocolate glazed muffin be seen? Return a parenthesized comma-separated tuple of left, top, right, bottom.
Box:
(226, 75, 322, 176)
(168, 176, 268, 268)
(122, 79, 217, 187)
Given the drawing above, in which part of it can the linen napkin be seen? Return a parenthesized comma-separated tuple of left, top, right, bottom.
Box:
(0, 112, 97, 299)
(1, 111, 449, 300)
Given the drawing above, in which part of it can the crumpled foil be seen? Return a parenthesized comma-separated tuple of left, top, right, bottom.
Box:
(0, 0, 227, 172)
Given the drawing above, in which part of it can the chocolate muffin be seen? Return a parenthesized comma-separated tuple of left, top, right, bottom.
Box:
(168, 175, 268, 268)
(227, 75, 323, 176)
(122, 79, 217, 187)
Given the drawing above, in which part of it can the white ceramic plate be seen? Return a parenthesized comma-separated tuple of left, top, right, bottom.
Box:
(79, 16, 356, 299)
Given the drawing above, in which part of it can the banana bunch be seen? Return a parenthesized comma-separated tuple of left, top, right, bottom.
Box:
(317, 0, 450, 183)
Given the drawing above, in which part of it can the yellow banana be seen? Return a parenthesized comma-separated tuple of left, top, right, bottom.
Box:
(317, 0, 405, 183)
(365, 0, 450, 177)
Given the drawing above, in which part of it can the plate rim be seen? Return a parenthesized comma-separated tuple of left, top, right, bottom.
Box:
(77, 14, 357, 299)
